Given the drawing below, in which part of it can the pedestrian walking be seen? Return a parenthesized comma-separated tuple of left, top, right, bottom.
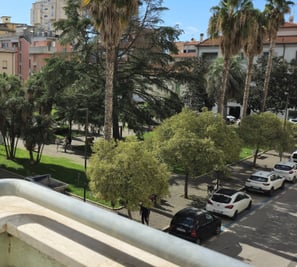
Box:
(139, 203, 150, 225)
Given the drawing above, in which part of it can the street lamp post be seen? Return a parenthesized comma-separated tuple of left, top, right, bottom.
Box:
(84, 108, 89, 202)
(78, 108, 89, 202)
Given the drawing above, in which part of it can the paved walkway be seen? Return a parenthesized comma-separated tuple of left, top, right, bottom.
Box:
(0, 138, 291, 231)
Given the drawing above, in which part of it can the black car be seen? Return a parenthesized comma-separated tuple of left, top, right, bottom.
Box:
(168, 207, 221, 244)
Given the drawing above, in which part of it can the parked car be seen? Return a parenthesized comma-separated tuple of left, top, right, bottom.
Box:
(168, 207, 221, 245)
(245, 171, 285, 195)
(289, 118, 297, 124)
(226, 115, 236, 124)
(290, 150, 297, 163)
(273, 161, 297, 183)
(205, 188, 252, 219)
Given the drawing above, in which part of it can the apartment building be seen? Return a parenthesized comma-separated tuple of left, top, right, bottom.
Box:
(30, 0, 67, 35)
(0, 14, 71, 83)
(196, 22, 297, 64)
(173, 21, 297, 64)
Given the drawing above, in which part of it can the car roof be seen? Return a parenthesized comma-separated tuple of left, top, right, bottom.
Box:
(274, 161, 296, 167)
(174, 207, 207, 217)
(214, 188, 238, 196)
(251, 170, 273, 178)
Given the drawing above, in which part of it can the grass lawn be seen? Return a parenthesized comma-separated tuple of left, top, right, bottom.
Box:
(0, 145, 116, 207)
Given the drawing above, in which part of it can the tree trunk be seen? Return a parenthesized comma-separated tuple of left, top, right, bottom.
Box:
(127, 208, 132, 219)
(184, 172, 189, 199)
(262, 39, 275, 112)
(219, 57, 230, 116)
(29, 150, 34, 162)
(253, 147, 259, 167)
(241, 55, 254, 118)
(104, 45, 116, 140)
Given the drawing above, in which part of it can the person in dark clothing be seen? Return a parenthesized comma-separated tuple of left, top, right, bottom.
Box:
(140, 203, 150, 225)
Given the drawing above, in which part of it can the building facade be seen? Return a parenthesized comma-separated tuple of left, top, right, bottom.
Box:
(0, 13, 71, 83)
(30, 0, 67, 35)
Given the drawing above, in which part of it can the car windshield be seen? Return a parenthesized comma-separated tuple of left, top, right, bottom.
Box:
(173, 216, 195, 227)
(274, 164, 292, 171)
(211, 194, 231, 204)
(293, 154, 297, 159)
(250, 175, 268, 182)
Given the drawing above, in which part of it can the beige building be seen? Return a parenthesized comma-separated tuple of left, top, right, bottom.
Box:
(30, 0, 67, 35)
(0, 48, 16, 75)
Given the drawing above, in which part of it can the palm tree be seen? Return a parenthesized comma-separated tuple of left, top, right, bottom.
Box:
(82, 0, 138, 140)
(241, 9, 266, 118)
(261, 0, 294, 112)
(208, 0, 253, 116)
(206, 56, 246, 111)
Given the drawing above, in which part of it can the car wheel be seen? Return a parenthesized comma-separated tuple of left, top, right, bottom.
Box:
(268, 188, 274, 196)
(215, 225, 221, 235)
(280, 182, 285, 189)
(232, 210, 238, 220)
(196, 237, 201, 245)
(247, 201, 252, 210)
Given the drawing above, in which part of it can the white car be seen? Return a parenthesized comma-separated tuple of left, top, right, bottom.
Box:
(205, 188, 252, 219)
(245, 171, 285, 195)
(273, 161, 297, 183)
(291, 150, 297, 163)
(289, 118, 297, 124)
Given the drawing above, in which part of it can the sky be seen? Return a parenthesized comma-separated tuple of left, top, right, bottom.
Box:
(1, 0, 296, 41)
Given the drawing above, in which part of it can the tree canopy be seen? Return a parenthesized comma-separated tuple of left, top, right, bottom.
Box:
(238, 112, 294, 165)
(149, 109, 242, 198)
(87, 138, 170, 218)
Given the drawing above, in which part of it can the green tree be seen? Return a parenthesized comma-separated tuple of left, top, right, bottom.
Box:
(56, 0, 183, 139)
(239, 112, 287, 166)
(0, 74, 25, 159)
(261, 0, 294, 112)
(208, 0, 253, 115)
(180, 57, 215, 111)
(150, 109, 241, 198)
(82, 0, 139, 140)
(241, 8, 266, 118)
(22, 114, 54, 163)
(88, 138, 170, 218)
(250, 56, 293, 113)
(206, 56, 246, 113)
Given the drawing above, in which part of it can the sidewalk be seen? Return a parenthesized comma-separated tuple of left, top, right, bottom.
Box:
(1, 138, 289, 231)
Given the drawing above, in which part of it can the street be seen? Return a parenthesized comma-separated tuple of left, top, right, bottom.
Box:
(203, 182, 297, 267)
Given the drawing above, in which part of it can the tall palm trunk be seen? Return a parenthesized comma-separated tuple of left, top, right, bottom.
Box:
(241, 55, 254, 118)
(219, 57, 230, 116)
(104, 45, 116, 140)
(261, 39, 275, 112)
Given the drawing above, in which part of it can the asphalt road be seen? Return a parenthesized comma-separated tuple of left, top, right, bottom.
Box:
(203, 182, 297, 267)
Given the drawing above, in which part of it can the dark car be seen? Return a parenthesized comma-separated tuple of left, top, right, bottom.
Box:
(168, 207, 221, 245)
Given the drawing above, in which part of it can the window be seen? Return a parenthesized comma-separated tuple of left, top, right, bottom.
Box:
(205, 213, 214, 223)
(2, 60, 7, 69)
(250, 176, 268, 182)
(234, 195, 243, 202)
